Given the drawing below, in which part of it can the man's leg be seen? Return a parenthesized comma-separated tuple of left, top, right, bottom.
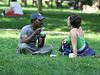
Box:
(33, 45, 53, 55)
(16, 43, 38, 54)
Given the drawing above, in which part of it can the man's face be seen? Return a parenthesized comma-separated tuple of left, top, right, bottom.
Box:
(67, 16, 71, 27)
(34, 19, 43, 28)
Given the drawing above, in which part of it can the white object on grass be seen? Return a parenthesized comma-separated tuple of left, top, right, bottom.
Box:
(42, 27, 45, 30)
(50, 53, 57, 57)
(69, 53, 74, 58)
(1, 13, 4, 16)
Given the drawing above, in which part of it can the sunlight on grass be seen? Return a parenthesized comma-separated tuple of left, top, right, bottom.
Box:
(0, 30, 100, 75)
(46, 34, 67, 38)
(0, 18, 15, 22)
(54, 28, 64, 31)
(0, 7, 9, 9)
(43, 8, 79, 13)
(82, 20, 93, 24)
(83, 30, 92, 33)
(23, 7, 38, 11)
(0, 30, 20, 39)
(85, 34, 100, 39)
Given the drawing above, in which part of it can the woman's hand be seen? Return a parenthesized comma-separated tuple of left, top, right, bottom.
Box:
(62, 39, 67, 45)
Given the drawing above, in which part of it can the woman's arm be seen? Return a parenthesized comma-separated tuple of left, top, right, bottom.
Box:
(70, 30, 78, 57)
(3, 7, 13, 13)
(8, 7, 13, 11)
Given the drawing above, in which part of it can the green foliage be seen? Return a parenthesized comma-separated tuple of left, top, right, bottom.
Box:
(0, 30, 100, 75)
(76, 0, 93, 6)
(85, 0, 93, 6)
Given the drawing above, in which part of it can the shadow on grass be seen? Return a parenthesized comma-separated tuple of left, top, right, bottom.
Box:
(0, 3, 100, 33)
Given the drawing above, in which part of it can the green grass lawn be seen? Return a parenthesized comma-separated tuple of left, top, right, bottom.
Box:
(0, 30, 100, 75)
(0, 1, 100, 75)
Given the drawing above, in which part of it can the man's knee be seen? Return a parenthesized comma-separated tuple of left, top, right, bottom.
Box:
(44, 45, 53, 53)
(19, 43, 29, 50)
(17, 43, 29, 54)
(46, 45, 53, 50)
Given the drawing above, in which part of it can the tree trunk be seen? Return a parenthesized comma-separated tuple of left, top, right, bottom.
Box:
(8, 0, 12, 6)
(92, 0, 100, 10)
(38, 0, 43, 14)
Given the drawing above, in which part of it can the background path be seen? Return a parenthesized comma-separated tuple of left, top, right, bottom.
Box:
(0, 28, 69, 34)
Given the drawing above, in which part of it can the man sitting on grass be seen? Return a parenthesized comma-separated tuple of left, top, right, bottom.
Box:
(17, 13, 53, 55)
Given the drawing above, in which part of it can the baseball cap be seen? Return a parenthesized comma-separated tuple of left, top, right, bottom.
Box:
(31, 13, 45, 20)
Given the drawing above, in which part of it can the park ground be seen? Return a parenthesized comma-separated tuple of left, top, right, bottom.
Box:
(0, 1, 100, 75)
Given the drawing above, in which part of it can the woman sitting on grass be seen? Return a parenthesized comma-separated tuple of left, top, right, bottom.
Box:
(2, 0, 23, 16)
(59, 14, 95, 57)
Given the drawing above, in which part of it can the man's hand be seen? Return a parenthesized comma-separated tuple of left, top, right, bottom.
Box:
(41, 34, 46, 38)
(35, 28, 41, 35)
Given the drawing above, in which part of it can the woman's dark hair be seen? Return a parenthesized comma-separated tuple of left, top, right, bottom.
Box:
(69, 14, 81, 28)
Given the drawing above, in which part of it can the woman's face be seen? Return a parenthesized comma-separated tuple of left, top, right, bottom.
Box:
(67, 16, 71, 27)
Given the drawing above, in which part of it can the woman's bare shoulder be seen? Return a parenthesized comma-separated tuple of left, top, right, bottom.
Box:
(70, 29, 77, 37)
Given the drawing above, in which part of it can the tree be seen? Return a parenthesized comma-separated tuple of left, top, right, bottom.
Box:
(38, 0, 43, 14)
